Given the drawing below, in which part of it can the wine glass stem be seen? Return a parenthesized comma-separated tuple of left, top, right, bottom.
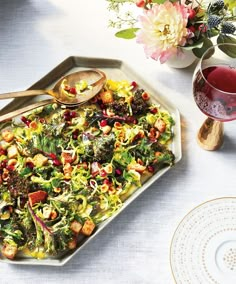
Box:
(197, 117, 224, 151)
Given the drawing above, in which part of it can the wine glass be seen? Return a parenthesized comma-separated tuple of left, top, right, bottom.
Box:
(192, 43, 236, 150)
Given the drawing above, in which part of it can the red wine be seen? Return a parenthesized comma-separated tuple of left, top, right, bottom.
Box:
(193, 65, 236, 122)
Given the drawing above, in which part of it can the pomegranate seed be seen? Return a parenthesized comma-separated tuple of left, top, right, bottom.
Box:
(48, 153, 57, 160)
(0, 148, 7, 156)
(53, 159, 61, 166)
(100, 120, 107, 127)
(69, 87, 77, 95)
(115, 168, 122, 176)
(6, 165, 15, 171)
(1, 160, 7, 168)
(100, 169, 107, 177)
(26, 161, 34, 169)
(21, 116, 31, 126)
(72, 129, 79, 140)
(103, 178, 110, 185)
(131, 81, 138, 89)
(70, 111, 77, 118)
(147, 165, 155, 173)
(150, 108, 158, 114)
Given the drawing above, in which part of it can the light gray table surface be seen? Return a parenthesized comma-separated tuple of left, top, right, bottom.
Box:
(0, 1, 236, 283)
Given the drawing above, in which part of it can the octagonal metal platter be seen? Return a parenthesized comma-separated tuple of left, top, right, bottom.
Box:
(0, 56, 182, 266)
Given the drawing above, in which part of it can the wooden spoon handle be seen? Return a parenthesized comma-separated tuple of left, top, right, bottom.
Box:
(197, 117, 224, 151)
(0, 99, 54, 122)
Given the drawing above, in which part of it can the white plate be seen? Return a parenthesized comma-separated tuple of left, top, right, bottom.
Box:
(170, 197, 236, 284)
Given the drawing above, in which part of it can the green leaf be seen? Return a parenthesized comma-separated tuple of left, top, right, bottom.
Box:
(217, 35, 236, 58)
(152, 0, 166, 3)
(115, 28, 139, 39)
(192, 38, 213, 58)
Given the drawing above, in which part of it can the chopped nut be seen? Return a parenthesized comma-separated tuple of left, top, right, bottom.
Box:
(101, 125, 111, 135)
(127, 162, 146, 173)
(2, 129, 14, 142)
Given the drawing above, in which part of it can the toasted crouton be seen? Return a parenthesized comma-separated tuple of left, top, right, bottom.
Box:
(70, 220, 82, 234)
(33, 153, 48, 167)
(81, 219, 95, 236)
(1, 243, 17, 260)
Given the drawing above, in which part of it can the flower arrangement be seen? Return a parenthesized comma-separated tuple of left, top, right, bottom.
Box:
(107, 0, 236, 63)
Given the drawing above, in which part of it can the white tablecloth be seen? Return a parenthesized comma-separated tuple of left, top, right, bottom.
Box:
(0, 1, 235, 283)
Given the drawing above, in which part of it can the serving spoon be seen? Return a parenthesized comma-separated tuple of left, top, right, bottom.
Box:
(0, 69, 106, 105)
(0, 69, 106, 122)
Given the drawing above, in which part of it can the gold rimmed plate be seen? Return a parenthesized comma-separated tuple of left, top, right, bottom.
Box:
(170, 197, 236, 284)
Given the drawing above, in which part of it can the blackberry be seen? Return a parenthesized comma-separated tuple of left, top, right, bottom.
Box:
(221, 22, 236, 34)
(210, 0, 225, 11)
(207, 15, 221, 29)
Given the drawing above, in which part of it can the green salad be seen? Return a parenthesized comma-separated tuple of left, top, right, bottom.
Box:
(0, 78, 175, 260)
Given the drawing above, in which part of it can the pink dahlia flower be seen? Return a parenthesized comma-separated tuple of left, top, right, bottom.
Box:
(136, 1, 189, 63)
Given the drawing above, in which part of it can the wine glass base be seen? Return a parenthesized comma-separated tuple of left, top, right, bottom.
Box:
(197, 117, 224, 151)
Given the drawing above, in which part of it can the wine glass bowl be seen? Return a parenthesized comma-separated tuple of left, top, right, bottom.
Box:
(192, 43, 236, 150)
(193, 43, 236, 122)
